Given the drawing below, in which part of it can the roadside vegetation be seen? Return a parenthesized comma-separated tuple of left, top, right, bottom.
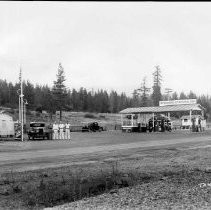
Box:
(1, 142, 211, 209)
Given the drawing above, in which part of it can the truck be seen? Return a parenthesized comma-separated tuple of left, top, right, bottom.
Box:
(28, 122, 51, 140)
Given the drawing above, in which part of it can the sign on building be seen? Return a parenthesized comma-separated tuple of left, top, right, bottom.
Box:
(159, 99, 197, 106)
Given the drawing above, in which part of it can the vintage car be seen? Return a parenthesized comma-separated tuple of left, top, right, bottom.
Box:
(28, 122, 51, 140)
(82, 122, 104, 132)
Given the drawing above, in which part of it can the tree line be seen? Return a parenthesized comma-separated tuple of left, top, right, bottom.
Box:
(0, 78, 133, 114)
(0, 64, 211, 120)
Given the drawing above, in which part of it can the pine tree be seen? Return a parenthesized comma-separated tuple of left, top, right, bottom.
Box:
(71, 88, 79, 111)
(23, 80, 35, 110)
(109, 91, 119, 113)
(87, 91, 94, 112)
(132, 89, 140, 107)
(52, 63, 67, 121)
(179, 92, 187, 99)
(42, 85, 55, 115)
(152, 65, 162, 106)
(119, 93, 128, 110)
(171, 91, 178, 100)
(137, 76, 150, 107)
(188, 90, 197, 99)
(101, 90, 109, 113)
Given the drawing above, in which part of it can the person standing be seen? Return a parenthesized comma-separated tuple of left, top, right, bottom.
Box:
(63, 123, 66, 139)
(192, 118, 196, 132)
(198, 117, 202, 132)
(53, 122, 59, 140)
(65, 121, 70, 140)
(48, 123, 53, 140)
(59, 122, 64, 140)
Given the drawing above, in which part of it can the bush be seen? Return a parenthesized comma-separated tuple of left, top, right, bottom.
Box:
(84, 113, 97, 119)
(99, 115, 106, 119)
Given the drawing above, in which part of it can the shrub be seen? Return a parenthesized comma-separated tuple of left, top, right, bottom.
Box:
(12, 185, 22, 193)
(84, 113, 96, 119)
(99, 115, 106, 119)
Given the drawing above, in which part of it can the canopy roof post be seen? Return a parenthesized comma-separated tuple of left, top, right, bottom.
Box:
(190, 109, 192, 131)
(152, 113, 154, 131)
(131, 114, 133, 127)
(202, 110, 204, 118)
(121, 114, 123, 126)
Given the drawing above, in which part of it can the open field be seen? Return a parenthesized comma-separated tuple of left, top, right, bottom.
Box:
(1, 130, 211, 209)
(12, 111, 122, 131)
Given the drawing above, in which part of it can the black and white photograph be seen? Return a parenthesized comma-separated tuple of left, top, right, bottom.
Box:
(1, 1, 211, 209)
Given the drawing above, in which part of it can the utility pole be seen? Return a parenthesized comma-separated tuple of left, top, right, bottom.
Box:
(19, 68, 24, 141)
(17, 89, 21, 124)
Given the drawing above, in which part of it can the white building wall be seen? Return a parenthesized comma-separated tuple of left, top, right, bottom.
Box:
(182, 119, 192, 127)
(0, 114, 14, 136)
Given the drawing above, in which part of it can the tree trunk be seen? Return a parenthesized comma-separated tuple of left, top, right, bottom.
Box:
(60, 109, 62, 121)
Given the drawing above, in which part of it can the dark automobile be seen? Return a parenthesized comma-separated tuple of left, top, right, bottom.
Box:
(82, 122, 104, 132)
(28, 122, 51, 140)
(88, 122, 104, 132)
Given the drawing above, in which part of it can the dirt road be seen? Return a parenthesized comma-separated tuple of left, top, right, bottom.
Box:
(1, 131, 211, 173)
(1, 134, 211, 161)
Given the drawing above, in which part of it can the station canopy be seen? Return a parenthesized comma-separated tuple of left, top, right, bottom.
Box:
(119, 104, 205, 114)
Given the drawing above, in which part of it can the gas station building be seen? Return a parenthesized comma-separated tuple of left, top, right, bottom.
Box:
(120, 99, 206, 132)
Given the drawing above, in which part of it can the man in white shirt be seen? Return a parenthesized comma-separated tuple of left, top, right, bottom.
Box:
(59, 122, 64, 140)
(53, 122, 59, 140)
(65, 122, 70, 140)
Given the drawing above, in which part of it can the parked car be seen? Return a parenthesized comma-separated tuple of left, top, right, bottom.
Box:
(28, 122, 51, 140)
(82, 122, 104, 132)
(88, 122, 104, 132)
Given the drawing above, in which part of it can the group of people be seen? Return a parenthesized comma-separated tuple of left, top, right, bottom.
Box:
(148, 118, 172, 132)
(52, 122, 71, 140)
(191, 117, 206, 132)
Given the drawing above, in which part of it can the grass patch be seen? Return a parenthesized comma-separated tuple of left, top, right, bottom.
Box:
(23, 162, 133, 208)
(0, 161, 209, 210)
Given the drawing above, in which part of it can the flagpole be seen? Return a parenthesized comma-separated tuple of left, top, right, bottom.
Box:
(20, 68, 24, 141)
(19, 96, 21, 124)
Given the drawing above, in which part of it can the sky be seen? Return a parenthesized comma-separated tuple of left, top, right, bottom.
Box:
(0, 1, 211, 97)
